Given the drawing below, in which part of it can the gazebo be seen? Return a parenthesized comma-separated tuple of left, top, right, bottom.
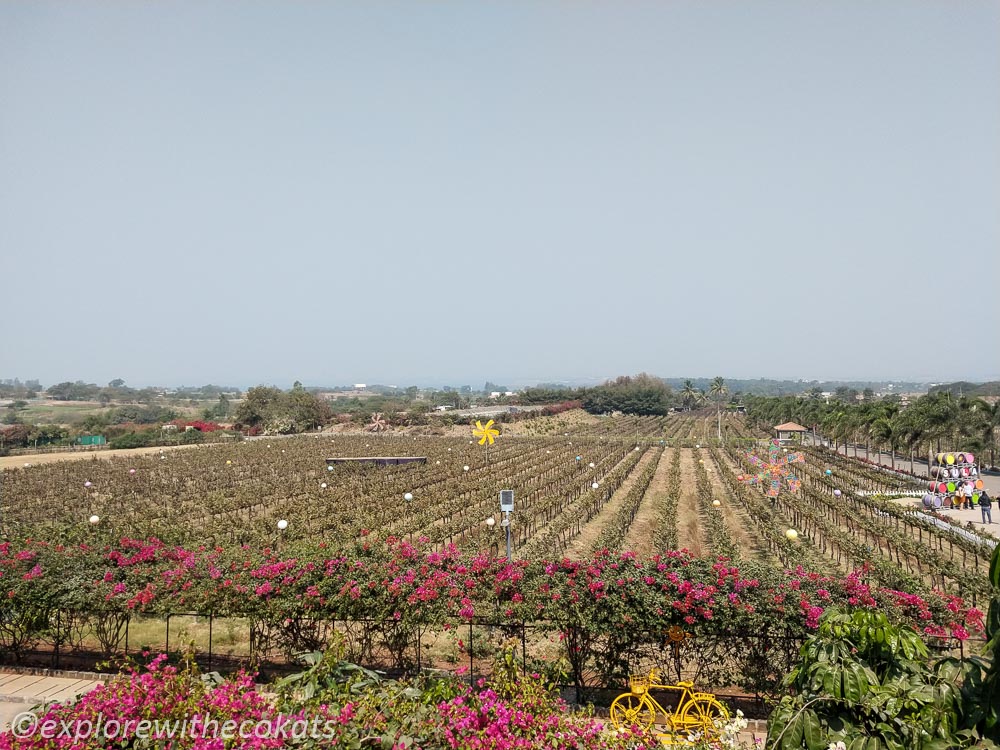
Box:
(773, 422, 808, 443)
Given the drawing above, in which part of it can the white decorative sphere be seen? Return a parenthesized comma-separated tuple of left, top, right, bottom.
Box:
(320, 483, 327, 489)
(404, 492, 414, 501)
(88, 515, 100, 524)
(486, 517, 496, 527)
(84, 481, 92, 488)
(592, 482, 600, 489)
(463, 465, 470, 471)
(589, 462, 595, 468)
(277, 519, 288, 530)
(785, 528, 798, 540)
(712, 499, 721, 507)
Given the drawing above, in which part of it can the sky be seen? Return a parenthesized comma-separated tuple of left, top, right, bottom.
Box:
(1, 1, 998, 389)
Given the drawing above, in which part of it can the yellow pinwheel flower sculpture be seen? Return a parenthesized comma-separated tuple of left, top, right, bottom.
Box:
(472, 419, 500, 446)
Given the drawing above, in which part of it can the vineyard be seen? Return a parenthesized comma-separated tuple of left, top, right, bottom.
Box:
(0, 410, 991, 698)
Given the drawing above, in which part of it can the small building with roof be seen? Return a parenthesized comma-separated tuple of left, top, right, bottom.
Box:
(773, 422, 808, 443)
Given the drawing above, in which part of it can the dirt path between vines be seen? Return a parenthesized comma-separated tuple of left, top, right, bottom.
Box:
(624, 448, 674, 557)
(703, 456, 766, 560)
(676, 449, 706, 557)
(564, 448, 657, 558)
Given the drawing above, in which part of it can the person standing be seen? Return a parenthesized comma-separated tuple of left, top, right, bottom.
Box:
(963, 482, 975, 510)
(980, 490, 993, 524)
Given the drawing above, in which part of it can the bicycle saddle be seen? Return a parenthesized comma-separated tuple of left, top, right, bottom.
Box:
(676, 680, 694, 688)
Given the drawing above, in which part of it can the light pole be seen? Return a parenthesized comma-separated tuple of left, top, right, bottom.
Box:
(277, 519, 288, 552)
(499, 490, 514, 561)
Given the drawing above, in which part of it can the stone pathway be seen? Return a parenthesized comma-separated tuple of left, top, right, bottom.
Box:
(0, 671, 105, 731)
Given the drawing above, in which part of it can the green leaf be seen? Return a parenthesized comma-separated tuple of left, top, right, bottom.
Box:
(782, 712, 804, 750)
(802, 709, 825, 750)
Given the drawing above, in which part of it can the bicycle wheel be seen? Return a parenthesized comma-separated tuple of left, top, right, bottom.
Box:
(678, 697, 729, 738)
(609, 693, 655, 730)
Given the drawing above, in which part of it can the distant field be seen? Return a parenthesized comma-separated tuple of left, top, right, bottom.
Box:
(10, 399, 216, 426)
(16, 401, 106, 425)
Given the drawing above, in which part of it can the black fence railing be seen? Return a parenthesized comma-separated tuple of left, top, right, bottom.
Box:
(1, 612, 976, 718)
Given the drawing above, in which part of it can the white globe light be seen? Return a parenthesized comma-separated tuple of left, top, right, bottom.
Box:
(463, 465, 470, 471)
(486, 517, 496, 527)
(320, 483, 327, 489)
(23, 463, 30, 468)
(327, 465, 334, 471)
(436, 460, 441, 465)
(785, 528, 798, 540)
(712, 499, 721, 507)
(469, 441, 474, 444)
(404, 492, 414, 501)
(84, 481, 92, 488)
(88, 515, 100, 524)
(696, 444, 700, 449)
(226, 460, 232, 465)
(592, 482, 600, 489)
(277, 519, 288, 530)
(589, 462, 595, 468)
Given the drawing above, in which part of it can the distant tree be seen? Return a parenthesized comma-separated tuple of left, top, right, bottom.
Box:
(108, 379, 126, 389)
(285, 387, 330, 431)
(680, 380, 698, 409)
(234, 386, 284, 429)
(582, 373, 673, 416)
(46, 381, 101, 401)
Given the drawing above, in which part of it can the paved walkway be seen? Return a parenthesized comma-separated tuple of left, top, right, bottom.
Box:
(0, 672, 104, 731)
(804, 435, 1000, 495)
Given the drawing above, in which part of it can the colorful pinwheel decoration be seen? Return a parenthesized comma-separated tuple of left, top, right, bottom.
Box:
(472, 419, 500, 464)
(738, 440, 804, 497)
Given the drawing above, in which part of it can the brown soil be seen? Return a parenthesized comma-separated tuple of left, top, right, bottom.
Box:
(676, 449, 706, 556)
(564, 449, 658, 558)
(624, 448, 674, 557)
(704, 458, 767, 559)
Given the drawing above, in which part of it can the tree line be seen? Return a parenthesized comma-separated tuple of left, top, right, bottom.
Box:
(745, 391, 1000, 469)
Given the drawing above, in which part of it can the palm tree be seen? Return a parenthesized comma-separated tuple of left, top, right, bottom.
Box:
(680, 380, 698, 410)
(985, 401, 1000, 469)
(870, 416, 898, 470)
(709, 377, 728, 439)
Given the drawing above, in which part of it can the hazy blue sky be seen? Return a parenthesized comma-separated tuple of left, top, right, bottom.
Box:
(2, 1, 997, 388)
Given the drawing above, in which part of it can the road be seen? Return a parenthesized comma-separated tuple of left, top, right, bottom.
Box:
(803, 434, 1000, 496)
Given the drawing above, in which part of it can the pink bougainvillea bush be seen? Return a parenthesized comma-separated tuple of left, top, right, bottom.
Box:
(0, 652, 657, 750)
(0, 537, 981, 696)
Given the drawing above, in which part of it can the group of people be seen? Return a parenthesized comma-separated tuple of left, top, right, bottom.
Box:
(961, 483, 993, 523)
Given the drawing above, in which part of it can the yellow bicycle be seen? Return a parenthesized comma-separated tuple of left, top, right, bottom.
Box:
(609, 668, 729, 740)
